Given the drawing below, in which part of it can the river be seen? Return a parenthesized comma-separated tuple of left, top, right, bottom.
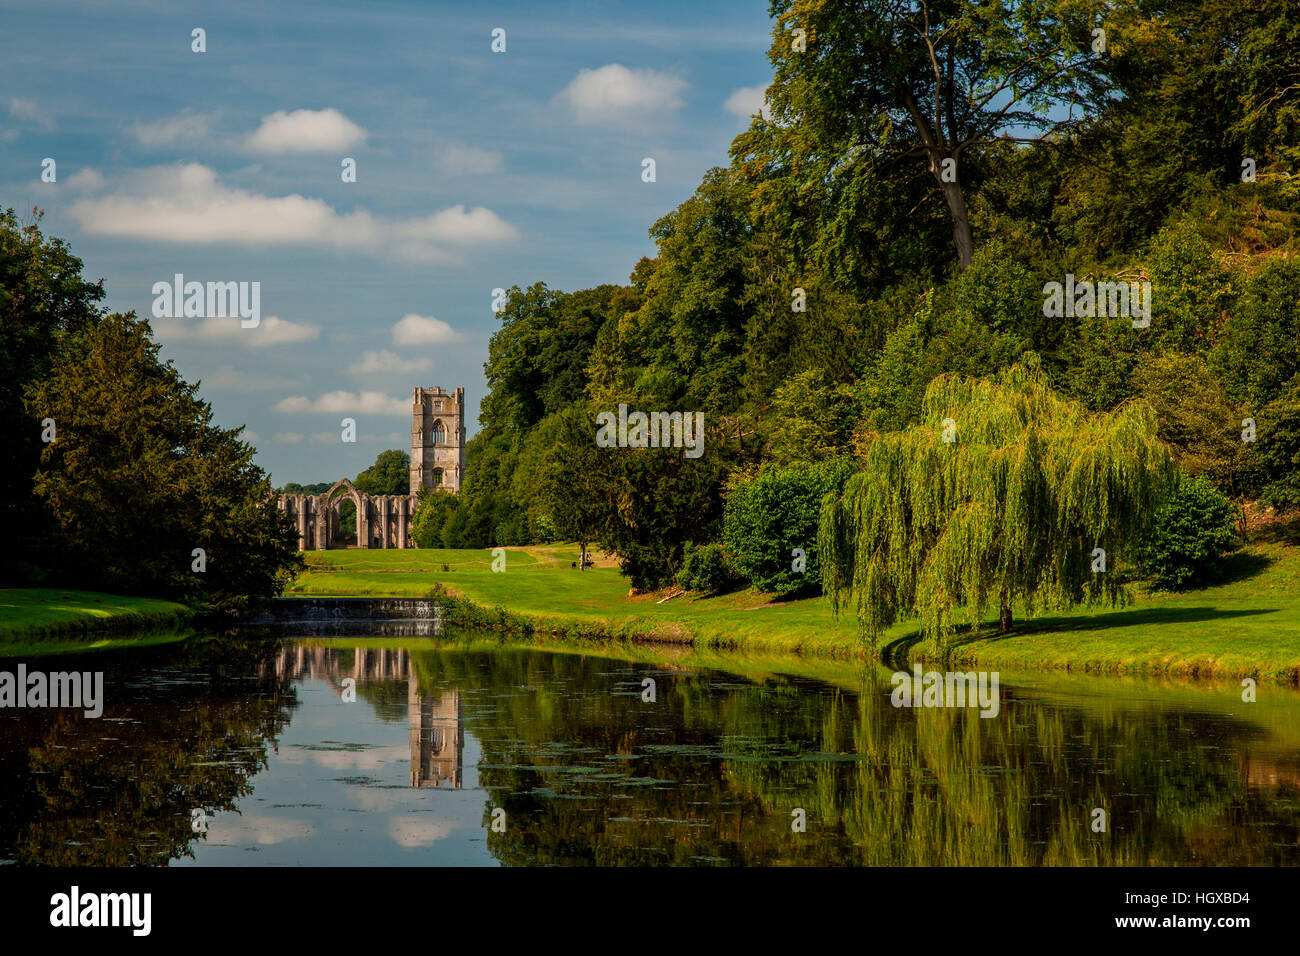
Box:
(1, 628, 1297, 865)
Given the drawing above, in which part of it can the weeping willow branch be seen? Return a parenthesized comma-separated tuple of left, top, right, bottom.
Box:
(819, 362, 1174, 651)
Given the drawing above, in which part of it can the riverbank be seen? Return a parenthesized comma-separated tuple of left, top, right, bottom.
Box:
(287, 542, 1300, 683)
(0, 588, 194, 656)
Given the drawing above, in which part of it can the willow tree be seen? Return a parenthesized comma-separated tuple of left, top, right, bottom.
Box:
(819, 362, 1172, 649)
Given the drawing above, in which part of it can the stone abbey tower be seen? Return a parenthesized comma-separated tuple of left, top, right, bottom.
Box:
(410, 386, 465, 494)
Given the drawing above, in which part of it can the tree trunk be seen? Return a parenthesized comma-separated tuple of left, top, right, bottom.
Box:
(939, 177, 973, 270)
(998, 591, 1013, 633)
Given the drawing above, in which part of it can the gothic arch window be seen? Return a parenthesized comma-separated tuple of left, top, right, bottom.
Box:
(431, 467, 443, 486)
(431, 420, 445, 444)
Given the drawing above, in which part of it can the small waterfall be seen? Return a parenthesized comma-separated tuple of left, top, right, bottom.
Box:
(250, 598, 443, 626)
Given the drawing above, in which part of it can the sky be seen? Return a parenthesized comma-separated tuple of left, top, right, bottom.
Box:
(1, 0, 776, 485)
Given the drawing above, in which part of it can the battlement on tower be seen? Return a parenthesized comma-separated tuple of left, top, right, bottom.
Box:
(410, 386, 465, 495)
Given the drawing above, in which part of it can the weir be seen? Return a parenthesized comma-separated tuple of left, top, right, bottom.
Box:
(251, 597, 443, 623)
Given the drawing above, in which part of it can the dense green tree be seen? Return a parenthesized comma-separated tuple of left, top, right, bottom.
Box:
(1211, 258, 1300, 411)
(0, 208, 106, 583)
(724, 458, 854, 595)
(279, 481, 331, 494)
(410, 487, 461, 549)
(588, 429, 730, 592)
(1138, 472, 1239, 589)
(25, 312, 302, 614)
(1131, 354, 1255, 512)
(587, 169, 754, 415)
(765, 368, 858, 465)
(1254, 376, 1300, 510)
(535, 407, 610, 565)
(354, 448, 410, 496)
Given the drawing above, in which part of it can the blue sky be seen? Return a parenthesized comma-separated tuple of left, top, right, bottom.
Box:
(2, 0, 775, 484)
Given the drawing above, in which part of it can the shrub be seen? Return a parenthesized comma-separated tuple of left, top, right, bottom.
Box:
(1139, 473, 1239, 589)
(723, 458, 855, 594)
(675, 542, 733, 593)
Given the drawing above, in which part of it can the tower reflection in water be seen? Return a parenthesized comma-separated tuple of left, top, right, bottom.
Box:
(409, 683, 463, 788)
(267, 644, 464, 789)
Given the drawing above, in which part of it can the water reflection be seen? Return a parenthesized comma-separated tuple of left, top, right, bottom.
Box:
(0, 633, 1296, 866)
(260, 645, 464, 789)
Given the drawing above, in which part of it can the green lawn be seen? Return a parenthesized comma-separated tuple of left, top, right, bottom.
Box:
(0, 588, 193, 656)
(288, 542, 1300, 681)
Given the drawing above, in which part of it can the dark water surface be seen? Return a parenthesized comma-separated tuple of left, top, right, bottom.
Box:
(1, 630, 1297, 865)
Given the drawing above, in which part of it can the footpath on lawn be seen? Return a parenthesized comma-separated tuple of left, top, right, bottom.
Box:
(0, 589, 193, 656)
(288, 542, 1300, 683)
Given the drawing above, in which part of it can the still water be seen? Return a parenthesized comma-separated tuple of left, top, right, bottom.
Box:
(1, 629, 1297, 865)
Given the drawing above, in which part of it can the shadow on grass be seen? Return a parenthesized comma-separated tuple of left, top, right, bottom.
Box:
(1198, 548, 1275, 587)
(881, 604, 1280, 663)
(1250, 515, 1300, 547)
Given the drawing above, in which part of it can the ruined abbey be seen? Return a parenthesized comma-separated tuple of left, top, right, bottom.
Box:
(277, 385, 465, 550)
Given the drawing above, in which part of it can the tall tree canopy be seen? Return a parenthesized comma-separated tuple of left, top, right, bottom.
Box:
(819, 362, 1173, 648)
(743, 0, 1110, 270)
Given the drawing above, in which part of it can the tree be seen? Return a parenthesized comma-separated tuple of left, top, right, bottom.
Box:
(819, 362, 1172, 649)
(0, 207, 106, 582)
(410, 487, 461, 549)
(1130, 354, 1255, 525)
(1255, 376, 1300, 511)
(1139, 472, 1239, 590)
(747, 0, 1109, 269)
(724, 458, 854, 594)
(279, 482, 331, 494)
(766, 368, 858, 465)
(25, 312, 302, 614)
(354, 449, 410, 496)
(535, 407, 610, 567)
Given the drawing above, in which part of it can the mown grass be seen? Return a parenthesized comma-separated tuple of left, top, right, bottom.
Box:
(288, 541, 1300, 682)
(0, 588, 194, 656)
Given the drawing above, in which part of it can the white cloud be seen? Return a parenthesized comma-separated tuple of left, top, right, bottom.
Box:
(389, 817, 453, 848)
(349, 349, 433, 377)
(198, 364, 301, 391)
(241, 429, 260, 443)
(205, 815, 314, 846)
(556, 64, 686, 124)
(723, 84, 770, 121)
(436, 144, 504, 175)
(274, 432, 305, 444)
(132, 110, 215, 147)
(247, 108, 367, 153)
(274, 390, 410, 415)
(9, 98, 41, 120)
(67, 164, 517, 263)
(152, 314, 319, 347)
(391, 313, 464, 346)
(64, 168, 105, 192)
(8, 97, 52, 128)
(311, 432, 338, 443)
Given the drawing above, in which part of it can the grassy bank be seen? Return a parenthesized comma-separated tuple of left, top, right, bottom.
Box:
(287, 542, 1300, 683)
(0, 588, 194, 656)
